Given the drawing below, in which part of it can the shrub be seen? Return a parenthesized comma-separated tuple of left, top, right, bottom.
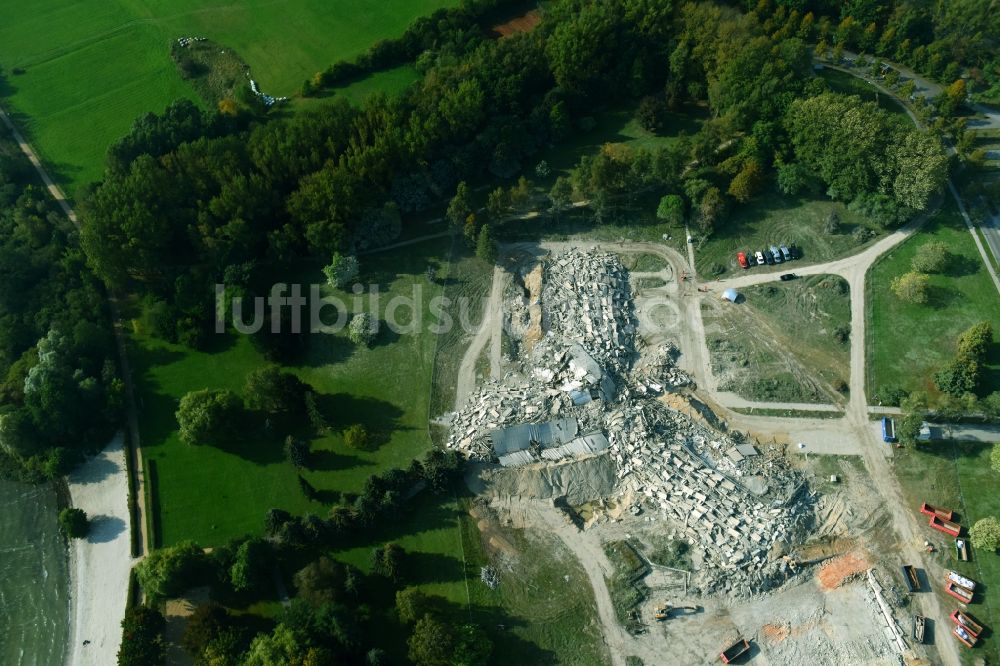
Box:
(284, 436, 309, 469)
(344, 423, 370, 450)
(59, 507, 89, 538)
(118, 605, 166, 666)
(136, 541, 205, 600)
(970, 516, 1000, 552)
(911, 241, 950, 273)
(991, 443, 1000, 474)
(322, 253, 359, 288)
(890, 271, 929, 304)
(176, 389, 243, 445)
(348, 312, 376, 347)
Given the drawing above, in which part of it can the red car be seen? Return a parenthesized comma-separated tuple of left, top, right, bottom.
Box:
(737, 251, 749, 269)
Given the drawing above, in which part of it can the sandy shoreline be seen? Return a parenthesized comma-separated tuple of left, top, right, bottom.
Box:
(65, 434, 132, 666)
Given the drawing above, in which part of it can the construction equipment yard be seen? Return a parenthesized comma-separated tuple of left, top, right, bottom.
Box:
(447, 237, 965, 666)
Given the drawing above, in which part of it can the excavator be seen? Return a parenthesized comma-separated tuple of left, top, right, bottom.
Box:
(654, 602, 701, 621)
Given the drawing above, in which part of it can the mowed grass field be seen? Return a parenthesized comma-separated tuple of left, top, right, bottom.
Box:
(133, 237, 451, 548)
(0, 0, 458, 194)
(867, 202, 1000, 400)
(895, 441, 1000, 664)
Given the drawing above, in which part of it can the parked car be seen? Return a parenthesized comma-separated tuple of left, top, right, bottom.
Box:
(755, 250, 765, 265)
(762, 249, 775, 265)
(788, 244, 800, 259)
(737, 251, 749, 269)
(780, 245, 792, 261)
(779, 273, 796, 281)
(744, 251, 756, 266)
(769, 245, 783, 263)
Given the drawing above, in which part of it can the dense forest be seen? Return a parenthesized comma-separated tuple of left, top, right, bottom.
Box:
(81, 0, 950, 351)
(0, 132, 121, 480)
(745, 0, 1000, 104)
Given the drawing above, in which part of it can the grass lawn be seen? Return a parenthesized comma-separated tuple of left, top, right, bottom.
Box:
(894, 441, 1000, 664)
(538, 104, 707, 179)
(702, 275, 851, 404)
(301, 64, 422, 109)
(867, 201, 1000, 401)
(461, 502, 611, 665)
(0, 0, 458, 194)
(135, 237, 451, 547)
(694, 187, 881, 278)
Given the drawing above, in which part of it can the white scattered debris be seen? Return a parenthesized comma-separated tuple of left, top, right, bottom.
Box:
(448, 249, 812, 597)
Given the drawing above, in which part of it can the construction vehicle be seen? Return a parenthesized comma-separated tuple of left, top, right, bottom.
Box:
(901, 565, 921, 592)
(912, 615, 926, 643)
(719, 638, 751, 663)
(920, 503, 954, 521)
(929, 514, 962, 537)
(951, 609, 984, 637)
(955, 538, 969, 561)
(953, 623, 978, 648)
(654, 602, 700, 621)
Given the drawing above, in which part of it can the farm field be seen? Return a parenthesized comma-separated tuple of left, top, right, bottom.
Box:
(134, 236, 451, 548)
(0, 0, 458, 194)
(867, 202, 1000, 402)
(894, 441, 1000, 664)
(694, 188, 881, 278)
(702, 275, 851, 404)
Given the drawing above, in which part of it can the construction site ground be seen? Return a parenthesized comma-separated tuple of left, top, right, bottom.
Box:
(446, 225, 970, 665)
(701, 275, 851, 406)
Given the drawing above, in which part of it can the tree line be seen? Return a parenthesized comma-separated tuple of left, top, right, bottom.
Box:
(743, 0, 1000, 105)
(0, 128, 121, 481)
(121, 447, 469, 665)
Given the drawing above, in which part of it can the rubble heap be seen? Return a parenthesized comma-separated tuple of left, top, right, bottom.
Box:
(449, 249, 812, 597)
(630, 341, 693, 395)
(541, 251, 636, 377)
(608, 401, 811, 596)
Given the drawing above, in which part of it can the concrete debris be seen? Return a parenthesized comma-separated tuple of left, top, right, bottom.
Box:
(449, 249, 812, 597)
(481, 565, 500, 590)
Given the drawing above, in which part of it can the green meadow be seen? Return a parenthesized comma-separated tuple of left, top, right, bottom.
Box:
(0, 0, 458, 194)
(133, 237, 459, 548)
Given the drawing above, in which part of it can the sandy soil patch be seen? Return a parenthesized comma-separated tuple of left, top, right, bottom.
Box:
(66, 434, 131, 666)
(816, 550, 872, 591)
(493, 9, 541, 37)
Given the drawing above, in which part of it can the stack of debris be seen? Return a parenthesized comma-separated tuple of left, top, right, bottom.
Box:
(631, 342, 692, 395)
(541, 251, 636, 377)
(449, 249, 812, 597)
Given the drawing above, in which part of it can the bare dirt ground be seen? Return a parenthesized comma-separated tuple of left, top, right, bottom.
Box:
(454, 265, 505, 409)
(455, 230, 965, 665)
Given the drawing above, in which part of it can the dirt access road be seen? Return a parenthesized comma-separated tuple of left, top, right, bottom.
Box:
(454, 265, 505, 409)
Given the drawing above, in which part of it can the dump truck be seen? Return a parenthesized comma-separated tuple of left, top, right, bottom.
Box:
(929, 514, 962, 537)
(956, 538, 969, 561)
(719, 638, 750, 664)
(901, 565, 921, 592)
(913, 615, 926, 643)
(920, 503, 954, 521)
(951, 610, 984, 637)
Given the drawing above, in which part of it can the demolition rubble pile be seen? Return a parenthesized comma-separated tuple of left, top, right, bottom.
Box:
(449, 249, 811, 596)
(629, 341, 693, 394)
(541, 250, 636, 376)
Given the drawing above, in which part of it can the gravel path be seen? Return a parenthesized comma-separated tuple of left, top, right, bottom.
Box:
(66, 435, 132, 666)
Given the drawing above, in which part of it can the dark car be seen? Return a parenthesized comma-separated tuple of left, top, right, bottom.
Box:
(779, 273, 796, 281)
(763, 249, 775, 265)
(788, 244, 800, 260)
